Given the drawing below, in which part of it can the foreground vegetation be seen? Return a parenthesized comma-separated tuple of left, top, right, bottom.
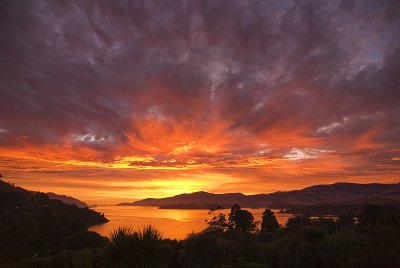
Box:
(1, 178, 400, 267)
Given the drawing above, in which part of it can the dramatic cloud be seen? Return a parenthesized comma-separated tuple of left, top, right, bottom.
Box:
(0, 0, 399, 202)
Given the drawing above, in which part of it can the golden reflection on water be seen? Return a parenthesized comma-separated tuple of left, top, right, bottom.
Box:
(89, 206, 294, 240)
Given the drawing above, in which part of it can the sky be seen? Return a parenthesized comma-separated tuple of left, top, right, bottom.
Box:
(0, 0, 399, 204)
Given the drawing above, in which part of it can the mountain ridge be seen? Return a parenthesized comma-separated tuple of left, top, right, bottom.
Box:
(118, 182, 400, 209)
(45, 192, 88, 207)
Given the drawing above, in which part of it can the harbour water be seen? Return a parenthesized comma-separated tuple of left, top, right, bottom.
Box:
(89, 205, 294, 240)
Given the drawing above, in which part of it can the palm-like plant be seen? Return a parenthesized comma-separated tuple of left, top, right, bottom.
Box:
(99, 227, 138, 268)
(135, 226, 172, 267)
(99, 226, 173, 268)
(137, 225, 163, 241)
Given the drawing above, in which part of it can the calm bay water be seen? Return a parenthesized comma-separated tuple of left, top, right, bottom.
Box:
(89, 206, 294, 240)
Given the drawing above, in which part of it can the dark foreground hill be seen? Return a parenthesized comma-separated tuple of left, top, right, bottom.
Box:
(45, 192, 88, 207)
(0, 178, 108, 263)
(119, 182, 400, 213)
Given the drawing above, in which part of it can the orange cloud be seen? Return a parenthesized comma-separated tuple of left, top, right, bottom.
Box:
(1, 0, 399, 204)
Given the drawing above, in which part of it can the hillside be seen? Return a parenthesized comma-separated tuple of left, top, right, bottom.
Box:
(284, 196, 400, 216)
(263, 182, 400, 206)
(0, 179, 107, 227)
(119, 182, 400, 210)
(0, 179, 108, 262)
(45, 192, 88, 207)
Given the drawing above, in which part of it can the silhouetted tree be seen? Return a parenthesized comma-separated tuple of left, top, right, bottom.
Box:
(261, 209, 279, 233)
(336, 212, 355, 229)
(286, 214, 312, 232)
(206, 207, 228, 232)
(179, 230, 228, 267)
(228, 204, 257, 233)
(358, 203, 399, 227)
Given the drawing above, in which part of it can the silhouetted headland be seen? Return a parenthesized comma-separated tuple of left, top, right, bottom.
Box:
(118, 182, 400, 215)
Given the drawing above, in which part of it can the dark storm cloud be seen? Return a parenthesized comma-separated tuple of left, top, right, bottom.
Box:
(0, 0, 399, 160)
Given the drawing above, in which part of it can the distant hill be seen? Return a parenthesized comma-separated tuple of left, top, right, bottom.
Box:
(118, 182, 400, 211)
(284, 196, 400, 216)
(118, 191, 259, 208)
(45, 192, 88, 207)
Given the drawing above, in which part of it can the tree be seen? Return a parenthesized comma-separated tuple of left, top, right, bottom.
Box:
(286, 215, 311, 232)
(228, 204, 257, 233)
(206, 207, 228, 232)
(179, 230, 228, 267)
(336, 212, 355, 229)
(261, 209, 279, 233)
(358, 203, 398, 226)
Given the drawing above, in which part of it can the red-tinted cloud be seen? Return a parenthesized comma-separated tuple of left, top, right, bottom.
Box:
(0, 0, 399, 202)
